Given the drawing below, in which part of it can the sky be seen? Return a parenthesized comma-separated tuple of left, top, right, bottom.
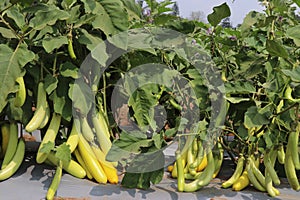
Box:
(174, 0, 265, 26)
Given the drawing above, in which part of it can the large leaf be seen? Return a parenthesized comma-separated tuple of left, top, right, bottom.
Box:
(239, 11, 265, 34)
(225, 81, 256, 94)
(28, 4, 70, 30)
(121, 168, 164, 189)
(0, 44, 35, 112)
(44, 74, 58, 95)
(42, 36, 68, 53)
(92, 0, 129, 35)
(78, 29, 103, 51)
(53, 76, 73, 121)
(120, 0, 142, 20)
(81, 0, 129, 35)
(286, 25, 300, 47)
(282, 67, 300, 82)
(60, 62, 79, 79)
(128, 85, 158, 132)
(5, 6, 26, 30)
(244, 106, 269, 129)
(207, 3, 231, 27)
(70, 79, 94, 116)
(266, 39, 288, 58)
(61, 0, 77, 10)
(55, 142, 71, 163)
(0, 27, 17, 39)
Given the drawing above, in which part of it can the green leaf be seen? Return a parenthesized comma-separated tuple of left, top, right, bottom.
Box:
(44, 74, 58, 95)
(28, 4, 70, 30)
(6, 6, 26, 30)
(53, 76, 73, 121)
(226, 97, 251, 104)
(8, 98, 23, 121)
(106, 130, 154, 162)
(150, 168, 164, 184)
(127, 29, 156, 54)
(164, 128, 176, 138)
(42, 36, 68, 53)
(61, 0, 77, 9)
(0, 44, 35, 113)
(286, 25, 300, 47)
(12, 0, 35, 6)
(90, 0, 129, 35)
(0, 27, 17, 39)
(71, 79, 93, 116)
(40, 141, 55, 154)
(116, 131, 153, 152)
(239, 11, 264, 34)
(60, 62, 79, 79)
(121, 167, 164, 189)
(80, 0, 96, 13)
(126, 149, 165, 171)
(128, 86, 158, 132)
(271, 0, 289, 14)
(121, 172, 151, 189)
(120, 0, 142, 20)
(225, 81, 256, 94)
(282, 67, 300, 82)
(55, 142, 71, 163)
(266, 39, 288, 58)
(153, 133, 164, 149)
(207, 3, 231, 27)
(78, 29, 103, 51)
(244, 106, 269, 129)
(73, 13, 96, 28)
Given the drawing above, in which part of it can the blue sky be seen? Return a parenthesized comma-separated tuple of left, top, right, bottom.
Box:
(174, 0, 265, 26)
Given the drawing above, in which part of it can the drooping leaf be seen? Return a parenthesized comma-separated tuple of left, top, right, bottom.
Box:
(207, 3, 231, 27)
(0, 44, 35, 113)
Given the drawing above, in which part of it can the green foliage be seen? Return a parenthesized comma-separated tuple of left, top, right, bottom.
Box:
(55, 143, 71, 163)
(1, 0, 300, 190)
(207, 3, 231, 26)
